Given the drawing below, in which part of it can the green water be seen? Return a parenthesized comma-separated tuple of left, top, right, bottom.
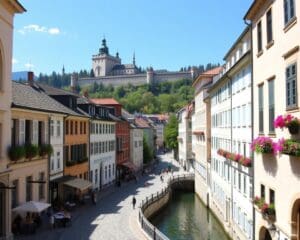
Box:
(150, 191, 231, 240)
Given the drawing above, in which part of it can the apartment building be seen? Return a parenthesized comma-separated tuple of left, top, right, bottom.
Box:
(192, 67, 222, 206)
(245, 0, 300, 239)
(78, 96, 116, 190)
(130, 123, 143, 172)
(0, 1, 25, 238)
(177, 103, 193, 171)
(90, 99, 130, 182)
(209, 28, 253, 240)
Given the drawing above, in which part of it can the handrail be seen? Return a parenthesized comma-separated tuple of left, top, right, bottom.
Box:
(138, 173, 194, 240)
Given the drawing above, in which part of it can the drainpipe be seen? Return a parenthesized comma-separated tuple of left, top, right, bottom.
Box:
(244, 19, 254, 240)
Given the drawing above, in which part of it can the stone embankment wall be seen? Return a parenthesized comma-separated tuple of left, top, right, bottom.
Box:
(142, 178, 194, 219)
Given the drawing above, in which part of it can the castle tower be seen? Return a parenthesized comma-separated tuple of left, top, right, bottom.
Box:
(146, 67, 154, 85)
(92, 38, 121, 77)
(70, 73, 78, 93)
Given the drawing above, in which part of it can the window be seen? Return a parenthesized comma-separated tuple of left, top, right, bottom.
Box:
(25, 120, 32, 144)
(270, 189, 275, 204)
(66, 120, 69, 135)
(32, 120, 38, 144)
(26, 176, 32, 201)
(243, 175, 247, 195)
(268, 80, 275, 133)
(266, 8, 273, 44)
(39, 172, 45, 200)
(238, 172, 241, 191)
(57, 120, 61, 137)
(286, 63, 297, 108)
(50, 120, 54, 137)
(95, 169, 98, 183)
(51, 154, 54, 171)
(258, 85, 264, 133)
(257, 21, 262, 53)
(109, 165, 111, 178)
(261, 184, 265, 199)
(75, 121, 78, 135)
(84, 122, 86, 134)
(105, 166, 107, 179)
(11, 180, 18, 208)
(57, 152, 61, 169)
(64, 146, 69, 162)
(284, 0, 295, 25)
(90, 170, 93, 183)
(70, 121, 73, 135)
(113, 163, 115, 175)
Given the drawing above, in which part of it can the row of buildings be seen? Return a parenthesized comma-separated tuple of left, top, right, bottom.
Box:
(178, 0, 300, 239)
(0, 1, 168, 239)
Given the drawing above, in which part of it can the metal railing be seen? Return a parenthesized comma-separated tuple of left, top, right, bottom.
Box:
(138, 173, 194, 240)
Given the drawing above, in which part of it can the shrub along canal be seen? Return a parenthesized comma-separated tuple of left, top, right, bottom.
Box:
(150, 190, 231, 240)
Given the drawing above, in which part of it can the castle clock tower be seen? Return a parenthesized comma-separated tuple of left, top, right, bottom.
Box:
(92, 38, 121, 77)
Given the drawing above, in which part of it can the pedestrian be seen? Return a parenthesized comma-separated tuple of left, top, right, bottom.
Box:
(132, 196, 136, 209)
(160, 175, 164, 182)
(50, 214, 55, 229)
(92, 191, 97, 205)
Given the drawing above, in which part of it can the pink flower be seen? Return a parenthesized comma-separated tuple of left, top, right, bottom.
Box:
(274, 115, 285, 129)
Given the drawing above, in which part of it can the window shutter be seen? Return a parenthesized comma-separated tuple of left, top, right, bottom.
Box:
(19, 119, 25, 145)
(32, 120, 38, 144)
(44, 121, 48, 144)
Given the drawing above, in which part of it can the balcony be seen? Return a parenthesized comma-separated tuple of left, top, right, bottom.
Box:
(8, 144, 53, 164)
(66, 157, 88, 167)
(253, 196, 276, 222)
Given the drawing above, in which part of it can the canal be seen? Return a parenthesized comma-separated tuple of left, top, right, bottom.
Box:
(150, 191, 231, 240)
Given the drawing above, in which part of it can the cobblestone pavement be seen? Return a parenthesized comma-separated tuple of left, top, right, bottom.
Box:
(16, 152, 183, 240)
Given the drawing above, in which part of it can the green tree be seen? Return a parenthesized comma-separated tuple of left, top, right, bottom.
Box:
(164, 114, 179, 159)
(143, 136, 153, 164)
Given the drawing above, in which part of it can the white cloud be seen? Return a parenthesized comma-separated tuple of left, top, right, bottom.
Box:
(24, 63, 34, 69)
(48, 28, 60, 35)
(18, 24, 61, 35)
(12, 58, 18, 65)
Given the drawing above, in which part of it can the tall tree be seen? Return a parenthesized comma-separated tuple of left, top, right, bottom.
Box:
(164, 114, 179, 159)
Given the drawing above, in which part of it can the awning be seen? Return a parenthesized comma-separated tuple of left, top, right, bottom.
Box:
(12, 201, 51, 213)
(120, 161, 138, 172)
(63, 178, 92, 191)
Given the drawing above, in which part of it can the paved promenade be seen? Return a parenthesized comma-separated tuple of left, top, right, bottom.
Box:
(17, 152, 183, 240)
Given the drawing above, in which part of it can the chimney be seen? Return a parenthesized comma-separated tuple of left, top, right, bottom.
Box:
(28, 71, 34, 86)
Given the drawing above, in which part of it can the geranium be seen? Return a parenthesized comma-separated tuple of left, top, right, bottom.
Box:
(261, 203, 269, 214)
(274, 114, 300, 129)
(234, 153, 242, 162)
(240, 157, 252, 167)
(251, 136, 276, 154)
(274, 115, 285, 129)
(274, 138, 285, 154)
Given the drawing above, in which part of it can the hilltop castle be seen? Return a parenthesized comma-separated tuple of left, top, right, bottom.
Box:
(77, 38, 198, 87)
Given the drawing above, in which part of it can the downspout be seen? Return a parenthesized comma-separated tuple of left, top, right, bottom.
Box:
(244, 19, 254, 240)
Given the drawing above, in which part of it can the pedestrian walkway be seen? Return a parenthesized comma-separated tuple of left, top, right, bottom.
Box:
(16, 152, 184, 240)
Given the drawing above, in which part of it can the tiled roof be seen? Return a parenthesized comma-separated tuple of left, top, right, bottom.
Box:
(90, 98, 120, 105)
(12, 82, 82, 116)
(37, 83, 78, 97)
(202, 67, 223, 76)
(135, 117, 151, 128)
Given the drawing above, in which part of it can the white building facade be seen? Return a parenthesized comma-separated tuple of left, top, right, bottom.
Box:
(90, 119, 116, 190)
(210, 28, 253, 240)
(49, 115, 64, 202)
(130, 125, 143, 172)
(245, 1, 300, 239)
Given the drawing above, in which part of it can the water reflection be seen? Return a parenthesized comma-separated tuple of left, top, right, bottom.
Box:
(150, 191, 231, 240)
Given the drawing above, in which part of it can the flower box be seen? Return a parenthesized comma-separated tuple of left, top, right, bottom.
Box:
(251, 137, 276, 154)
(274, 114, 300, 134)
(281, 139, 300, 157)
(8, 145, 25, 161)
(39, 144, 53, 157)
(253, 197, 276, 222)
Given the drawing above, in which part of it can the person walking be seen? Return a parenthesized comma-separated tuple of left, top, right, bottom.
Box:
(132, 196, 136, 209)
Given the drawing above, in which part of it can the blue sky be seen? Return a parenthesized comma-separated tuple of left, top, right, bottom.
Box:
(12, 0, 253, 75)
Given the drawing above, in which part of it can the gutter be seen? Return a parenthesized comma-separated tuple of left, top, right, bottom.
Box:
(244, 18, 255, 240)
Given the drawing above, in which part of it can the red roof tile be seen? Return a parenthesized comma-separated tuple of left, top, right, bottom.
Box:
(202, 66, 223, 76)
(90, 98, 120, 105)
(135, 117, 151, 128)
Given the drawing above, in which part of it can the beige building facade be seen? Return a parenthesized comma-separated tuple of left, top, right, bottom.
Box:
(245, 0, 300, 239)
(0, 1, 25, 239)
